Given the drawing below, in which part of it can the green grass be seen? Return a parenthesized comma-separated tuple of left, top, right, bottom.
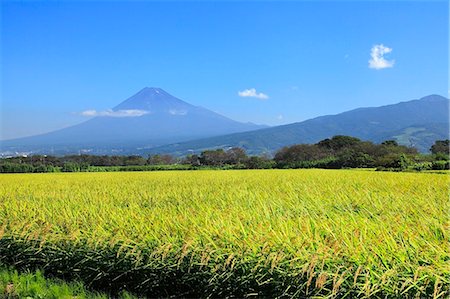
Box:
(0, 169, 448, 298)
(0, 267, 119, 298)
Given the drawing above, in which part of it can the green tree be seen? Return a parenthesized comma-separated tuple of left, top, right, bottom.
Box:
(430, 140, 449, 155)
(316, 135, 362, 151)
(225, 147, 248, 165)
(381, 140, 398, 147)
(199, 149, 227, 166)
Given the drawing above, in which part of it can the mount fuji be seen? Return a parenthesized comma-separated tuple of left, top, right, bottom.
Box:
(1, 88, 267, 154)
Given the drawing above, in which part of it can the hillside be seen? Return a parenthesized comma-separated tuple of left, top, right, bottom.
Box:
(147, 95, 449, 155)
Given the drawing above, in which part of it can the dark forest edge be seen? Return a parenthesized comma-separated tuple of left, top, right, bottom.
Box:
(1, 136, 449, 173)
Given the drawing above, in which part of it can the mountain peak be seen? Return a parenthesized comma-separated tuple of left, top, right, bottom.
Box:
(143, 87, 161, 90)
(139, 87, 165, 94)
(418, 94, 448, 102)
(133, 87, 171, 99)
(113, 87, 192, 111)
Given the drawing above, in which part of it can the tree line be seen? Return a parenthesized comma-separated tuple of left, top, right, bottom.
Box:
(274, 136, 448, 171)
(1, 136, 448, 173)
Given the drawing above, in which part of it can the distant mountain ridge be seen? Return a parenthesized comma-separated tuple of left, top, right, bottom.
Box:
(147, 94, 449, 155)
(1, 92, 447, 156)
(0, 88, 266, 154)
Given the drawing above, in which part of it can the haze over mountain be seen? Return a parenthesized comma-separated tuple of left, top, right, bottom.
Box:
(0, 88, 266, 154)
(147, 95, 449, 155)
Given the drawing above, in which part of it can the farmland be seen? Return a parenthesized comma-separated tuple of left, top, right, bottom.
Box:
(0, 170, 448, 298)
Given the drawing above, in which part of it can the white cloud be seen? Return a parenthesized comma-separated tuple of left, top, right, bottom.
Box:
(168, 109, 187, 115)
(80, 110, 98, 117)
(277, 114, 283, 120)
(80, 109, 149, 117)
(238, 88, 269, 100)
(369, 44, 395, 70)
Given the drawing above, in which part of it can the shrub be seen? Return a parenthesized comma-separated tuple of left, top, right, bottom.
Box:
(432, 160, 450, 170)
(409, 162, 432, 172)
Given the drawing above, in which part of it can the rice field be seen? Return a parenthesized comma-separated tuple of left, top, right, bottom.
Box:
(0, 169, 448, 298)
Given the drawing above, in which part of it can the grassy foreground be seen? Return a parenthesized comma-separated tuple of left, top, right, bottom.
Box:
(0, 170, 448, 297)
(0, 267, 113, 298)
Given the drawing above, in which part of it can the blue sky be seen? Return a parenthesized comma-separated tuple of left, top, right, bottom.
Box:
(1, 0, 448, 140)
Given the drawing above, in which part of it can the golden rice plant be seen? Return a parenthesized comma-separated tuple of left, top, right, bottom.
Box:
(0, 169, 448, 297)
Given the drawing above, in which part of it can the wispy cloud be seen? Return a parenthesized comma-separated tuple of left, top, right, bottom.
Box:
(168, 109, 187, 116)
(80, 109, 149, 117)
(369, 44, 395, 70)
(238, 88, 269, 100)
